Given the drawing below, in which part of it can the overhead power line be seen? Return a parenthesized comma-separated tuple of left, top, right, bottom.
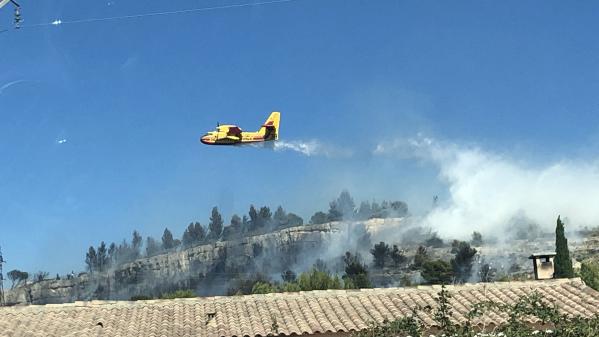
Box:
(21, 0, 300, 29)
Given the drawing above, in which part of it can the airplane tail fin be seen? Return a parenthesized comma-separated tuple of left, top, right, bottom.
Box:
(258, 111, 280, 140)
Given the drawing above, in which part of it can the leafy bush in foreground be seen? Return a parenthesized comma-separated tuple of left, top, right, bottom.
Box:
(353, 286, 599, 337)
(581, 259, 599, 292)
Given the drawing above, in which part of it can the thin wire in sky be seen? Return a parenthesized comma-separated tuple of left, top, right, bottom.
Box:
(21, 0, 300, 29)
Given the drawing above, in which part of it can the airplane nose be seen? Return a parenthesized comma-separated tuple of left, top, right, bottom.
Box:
(200, 136, 210, 144)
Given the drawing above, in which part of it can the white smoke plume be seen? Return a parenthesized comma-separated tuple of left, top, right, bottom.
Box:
(375, 134, 599, 239)
(274, 140, 353, 158)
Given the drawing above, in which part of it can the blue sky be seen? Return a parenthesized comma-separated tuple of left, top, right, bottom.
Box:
(1, 0, 599, 274)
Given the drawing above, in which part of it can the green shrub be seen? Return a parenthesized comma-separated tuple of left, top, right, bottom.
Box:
(280, 282, 302, 292)
(342, 252, 372, 288)
(130, 295, 152, 301)
(581, 260, 599, 291)
(421, 259, 453, 284)
(159, 289, 195, 299)
(248, 268, 347, 295)
(298, 269, 342, 291)
(251, 281, 279, 294)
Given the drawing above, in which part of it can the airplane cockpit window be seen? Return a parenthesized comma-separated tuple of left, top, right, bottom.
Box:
(227, 127, 242, 136)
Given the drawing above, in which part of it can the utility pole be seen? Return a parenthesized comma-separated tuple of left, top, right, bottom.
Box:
(0, 246, 6, 306)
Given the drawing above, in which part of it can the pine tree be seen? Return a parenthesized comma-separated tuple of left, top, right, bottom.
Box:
(389, 201, 408, 216)
(554, 215, 574, 278)
(248, 205, 259, 231)
(390, 245, 407, 267)
(258, 206, 272, 228)
(85, 246, 97, 274)
(412, 246, 429, 270)
(209, 207, 224, 240)
(450, 241, 477, 283)
(242, 215, 250, 233)
(286, 213, 303, 227)
(223, 214, 243, 240)
(132, 230, 143, 258)
(422, 259, 453, 285)
(97, 241, 108, 272)
(223, 215, 242, 240)
(357, 201, 372, 220)
(230, 215, 242, 231)
(273, 206, 287, 227)
(370, 242, 390, 268)
(7, 270, 28, 288)
(108, 242, 117, 265)
(162, 228, 175, 250)
(336, 190, 356, 219)
(310, 211, 328, 224)
(342, 252, 371, 288)
(327, 201, 343, 221)
(194, 222, 206, 242)
(182, 223, 195, 247)
(182, 222, 205, 247)
(118, 239, 135, 263)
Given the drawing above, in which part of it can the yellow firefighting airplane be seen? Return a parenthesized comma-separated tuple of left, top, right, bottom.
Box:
(200, 112, 280, 145)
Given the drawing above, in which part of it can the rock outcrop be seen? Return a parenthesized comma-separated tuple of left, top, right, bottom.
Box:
(8, 217, 578, 306)
(5, 275, 91, 305)
(5, 222, 356, 305)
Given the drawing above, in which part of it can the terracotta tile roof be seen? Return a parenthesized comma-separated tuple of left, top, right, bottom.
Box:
(0, 278, 597, 337)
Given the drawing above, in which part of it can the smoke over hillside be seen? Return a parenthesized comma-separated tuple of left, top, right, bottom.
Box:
(10, 131, 599, 303)
(375, 135, 599, 238)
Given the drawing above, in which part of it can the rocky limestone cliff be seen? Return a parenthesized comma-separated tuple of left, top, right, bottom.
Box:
(8, 217, 578, 306)
(5, 221, 362, 305)
(5, 275, 91, 305)
(110, 222, 342, 298)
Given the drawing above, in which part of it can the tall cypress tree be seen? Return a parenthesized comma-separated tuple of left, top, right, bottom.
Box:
(554, 215, 574, 278)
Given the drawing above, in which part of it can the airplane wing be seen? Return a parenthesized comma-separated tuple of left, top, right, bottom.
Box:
(0, 0, 12, 8)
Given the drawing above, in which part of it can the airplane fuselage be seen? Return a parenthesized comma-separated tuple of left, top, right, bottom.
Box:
(200, 112, 280, 146)
(200, 129, 271, 145)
